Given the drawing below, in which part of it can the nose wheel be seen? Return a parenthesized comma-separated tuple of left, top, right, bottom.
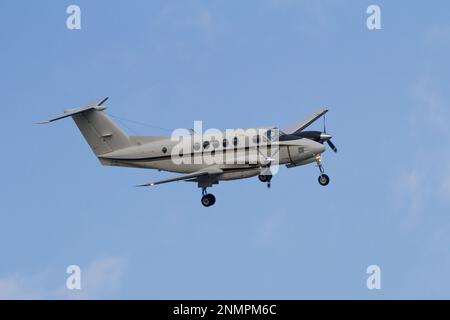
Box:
(201, 188, 216, 207)
(318, 174, 330, 186)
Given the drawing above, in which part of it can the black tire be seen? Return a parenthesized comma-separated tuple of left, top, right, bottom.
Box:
(201, 195, 211, 207)
(201, 194, 216, 207)
(258, 175, 268, 183)
(258, 175, 272, 183)
(208, 194, 216, 206)
(318, 174, 330, 186)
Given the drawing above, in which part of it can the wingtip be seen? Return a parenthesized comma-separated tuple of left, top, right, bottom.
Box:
(136, 183, 155, 187)
(35, 120, 50, 125)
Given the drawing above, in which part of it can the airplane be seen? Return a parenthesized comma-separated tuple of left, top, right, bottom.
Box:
(38, 97, 337, 207)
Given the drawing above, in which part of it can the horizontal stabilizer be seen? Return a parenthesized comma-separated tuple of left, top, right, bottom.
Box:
(36, 97, 109, 124)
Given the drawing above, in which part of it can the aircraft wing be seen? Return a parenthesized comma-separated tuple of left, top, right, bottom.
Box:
(137, 166, 223, 187)
(283, 108, 328, 134)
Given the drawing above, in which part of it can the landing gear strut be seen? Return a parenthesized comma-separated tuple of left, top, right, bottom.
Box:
(315, 155, 330, 186)
(201, 188, 216, 207)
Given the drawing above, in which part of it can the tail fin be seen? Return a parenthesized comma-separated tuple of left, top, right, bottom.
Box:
(38, 97, 131, 156)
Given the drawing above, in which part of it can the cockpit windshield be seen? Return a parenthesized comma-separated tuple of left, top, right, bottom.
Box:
(264, 127, 282, 142)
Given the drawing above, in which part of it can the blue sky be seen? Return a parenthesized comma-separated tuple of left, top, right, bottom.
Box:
(1, 0, 450, 299)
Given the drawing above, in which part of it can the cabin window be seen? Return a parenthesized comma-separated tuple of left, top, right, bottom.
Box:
(162, 147, 167, 154)
(203, 141, 210, 149)
(212, 139, 220, 149)
(252, 135, 260, 144)
(223, 139, 229, 148)
(193, 142, 201, 151)
(233, 137, 239, 146)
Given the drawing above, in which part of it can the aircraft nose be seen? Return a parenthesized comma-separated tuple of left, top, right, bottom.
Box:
(309, 140, 325, 155)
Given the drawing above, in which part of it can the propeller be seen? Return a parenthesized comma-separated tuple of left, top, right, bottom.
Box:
(322, 114, 338, 153)
(292, 116, 338, 153)
(326, 139, 338, 153)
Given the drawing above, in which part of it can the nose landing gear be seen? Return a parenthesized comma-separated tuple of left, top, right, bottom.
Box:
(315, 154, 330, 186)
(201, 188, 216, 207)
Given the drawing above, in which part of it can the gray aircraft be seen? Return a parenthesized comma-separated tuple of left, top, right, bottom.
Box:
(38, 98, 337, 207)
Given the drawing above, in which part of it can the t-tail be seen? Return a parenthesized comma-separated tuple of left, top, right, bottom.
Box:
(37, 97, 132, 161)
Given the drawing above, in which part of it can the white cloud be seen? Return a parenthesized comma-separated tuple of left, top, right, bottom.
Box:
(0, 256, 126, 300)
(394, 76, 450, 229)
(199, 8, 213, 32)
(156, 2, 214, 34)
(393, 171, 424, 229)
(65, 256, 126, 299)
(410, 77, 450, 133)
(0, 275, 41, 299)
(423, 25, 450, 46)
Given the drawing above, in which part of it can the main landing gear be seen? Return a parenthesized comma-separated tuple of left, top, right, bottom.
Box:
(258, 174, 272, 188)
(315, 154, 330, 186)
(201, 188, 216, 207)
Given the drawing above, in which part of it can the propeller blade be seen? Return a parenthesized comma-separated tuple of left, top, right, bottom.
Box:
(327, 139, 338, 153)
